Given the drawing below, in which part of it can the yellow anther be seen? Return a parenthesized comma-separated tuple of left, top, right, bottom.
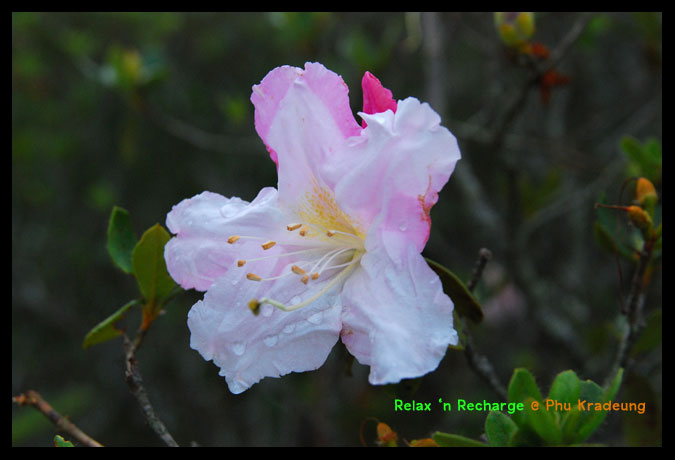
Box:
(246, 273, 262, 281)
(299, 225, 309, 236)
(261, 240, 276, 250)
(248, 299, 260, 316)
(311, 273, 319, 280)
(291, 265, 306, 275)
(326, 229, 336, 237)
(286, 223, 303, 231)
(227, 235, 240, 244)
(301, 275, 309, 284)
(237, 260, 246, 267)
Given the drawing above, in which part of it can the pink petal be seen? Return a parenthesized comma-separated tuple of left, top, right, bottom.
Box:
(330, 97, 460, 257)
(250, 62, 362, 207)
(361, 71, 397, 128)
(340, 245, 457, 385)
(164, 187, 289, 291)
(188, 267, 343, 394)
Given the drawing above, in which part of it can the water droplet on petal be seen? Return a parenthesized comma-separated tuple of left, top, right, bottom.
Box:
(220, 205, 238, 218)
(398, 223, 407, 231)
(290, 296, 302, 306)
(282, 323, 296, 334)
(261, 304, 274, 317)
(263, 335, 278, 347)
(307, 311, 323, 325)
(232, 342, 246, 356)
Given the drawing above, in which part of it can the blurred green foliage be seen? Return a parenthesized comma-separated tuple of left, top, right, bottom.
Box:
(13, 12, 661, 446)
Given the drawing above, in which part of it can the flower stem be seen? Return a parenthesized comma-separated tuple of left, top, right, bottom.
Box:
(123, 329, 179, 447)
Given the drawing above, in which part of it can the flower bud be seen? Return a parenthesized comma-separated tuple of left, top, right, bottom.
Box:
(409, 438, 439, 447)
(494, 12, 535, 49)
(376, 422, 398, 447)
(636, 177, 658, 215)
(626, 205, 653, 232)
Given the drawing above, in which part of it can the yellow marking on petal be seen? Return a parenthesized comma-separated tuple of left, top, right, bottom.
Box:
(237, 260, 246, 267)
(227, 235, 240, 244)
(261, 240, 276, 250)
(246, 273, 262, 281)
(291, 265, 305, 275)
(297, 179, 366, 241)
(286, 223, 303, 231)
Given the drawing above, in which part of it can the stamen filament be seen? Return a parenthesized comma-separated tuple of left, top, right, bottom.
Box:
(318, 259, 359, 273)
(256, 252, 362, 312)
(307, 247, 351, 275)
(315, 247, 353, 275)
(325, 229, 363, 243)
(240, 247, 323, 265)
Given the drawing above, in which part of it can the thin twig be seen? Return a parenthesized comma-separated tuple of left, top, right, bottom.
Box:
(490, 12, 594, 149)
(123, 331, 179, 447)
(605, 238, 655, 386)
(462, 248, 508, 401)
(12, 390, 104, 447)
(467, 248, 493, 292)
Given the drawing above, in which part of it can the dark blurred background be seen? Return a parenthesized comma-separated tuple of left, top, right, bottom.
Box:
(12, 12, 661, 446)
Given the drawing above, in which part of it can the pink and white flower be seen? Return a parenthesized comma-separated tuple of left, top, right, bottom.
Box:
(165, 62, 461, 394)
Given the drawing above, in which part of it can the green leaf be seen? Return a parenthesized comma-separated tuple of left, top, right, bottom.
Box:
(508, 368, 543, 427)
(523, 397, 563, 445)
(620, 136, 644, 164)
(485, 411, 519, 446)
(53, 435, 74, 447)
(432, 431, 487, 447)
(107, 206, 137, 274)
(82, 299, 139, 349)
(572, 369, 624, 444)
(548, 370, 581, 407)
(425, 258, 484, 323)
(593, 195, 638, 261)
(448, 310, 466, 351)
(132, 224, 175, 306)
(620, 136, 662, 183)
(548, 370, 583, 444)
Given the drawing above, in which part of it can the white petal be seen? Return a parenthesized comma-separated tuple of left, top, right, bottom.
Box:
(188, 269, 343, 394)
(165, 187, 298, 291)
(340, 245, 457, 385)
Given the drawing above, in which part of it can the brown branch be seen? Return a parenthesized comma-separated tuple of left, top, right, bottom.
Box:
(461, 248, 508, 401)
(605, 237, 655, 386)
(466, 248, 493, 292)
(123, 331, 179, 447)
(12, 390, 103, 447)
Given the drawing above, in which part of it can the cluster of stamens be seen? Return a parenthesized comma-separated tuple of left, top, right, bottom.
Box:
(226, 220, 364, 314)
